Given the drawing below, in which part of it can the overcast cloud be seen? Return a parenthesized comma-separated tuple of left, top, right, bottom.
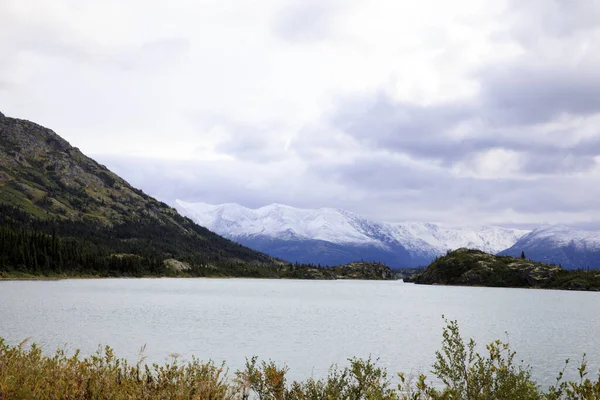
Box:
(1, 0, 600, 227)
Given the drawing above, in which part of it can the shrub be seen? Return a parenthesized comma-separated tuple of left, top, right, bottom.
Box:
(1, 321, 599, 399)
(397, 318, 540, 399)
(287, 357, 397, 400)
(545, 355, 600, 400)
(0, 338, 234, 399)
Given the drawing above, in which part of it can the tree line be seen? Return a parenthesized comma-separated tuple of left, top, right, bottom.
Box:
(0, 204, 363, 279)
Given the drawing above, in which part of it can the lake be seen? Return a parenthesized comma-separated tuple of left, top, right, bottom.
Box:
(1, 278, 598, 387)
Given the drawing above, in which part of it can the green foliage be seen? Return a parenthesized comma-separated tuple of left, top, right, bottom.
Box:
(0, 201, 394, 280)
(0, 338, 234, 399)
(330, 262, 394, 280)
(548, 269, 600, 291)
(398, 318, 540, 399)
(413, 248, 600, 291)
(97, 170, 117, 187)
(287, 357, 397, 400)
(235, 356, 289, 399)
(545, 356, 600, 400)
(1, 320, 598, 399)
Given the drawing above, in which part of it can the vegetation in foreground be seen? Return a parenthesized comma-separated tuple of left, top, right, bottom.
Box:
(408, 249, 600, 291)
(1, 320, 598, 399)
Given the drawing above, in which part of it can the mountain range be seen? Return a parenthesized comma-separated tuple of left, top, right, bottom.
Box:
(3, 109, 598, 274)
(175, 201, 600, 269)
(499, 225, 600, 269)
(174, 201, 528, 268)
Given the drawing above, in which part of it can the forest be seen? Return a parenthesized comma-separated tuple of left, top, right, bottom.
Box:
(0, 204, 393, 280)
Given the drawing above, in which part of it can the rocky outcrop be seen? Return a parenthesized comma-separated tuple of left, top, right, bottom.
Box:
(330, 262, 395, 280)
(507, 261, 559, 286)
(411, 248, 600, 290)
(164, 259, 192, 272)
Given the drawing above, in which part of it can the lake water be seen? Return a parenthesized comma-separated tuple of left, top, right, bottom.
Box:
(1, 278, 598, 387)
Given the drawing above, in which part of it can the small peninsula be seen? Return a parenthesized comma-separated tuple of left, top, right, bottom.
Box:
(407, 248, 600, 291)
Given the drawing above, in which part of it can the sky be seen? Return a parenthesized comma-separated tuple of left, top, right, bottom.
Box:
(1, 0, 600, 228)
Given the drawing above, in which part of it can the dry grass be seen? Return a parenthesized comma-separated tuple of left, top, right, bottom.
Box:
(1, 321, 599, 399)
(0, 338, 234, 399)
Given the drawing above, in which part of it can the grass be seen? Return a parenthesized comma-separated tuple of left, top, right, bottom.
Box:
(1, 320, 599, 399)
(0, 184, 48, 219)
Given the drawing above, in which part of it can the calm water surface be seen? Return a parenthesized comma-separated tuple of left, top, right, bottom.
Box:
(1, 278, 598, 386)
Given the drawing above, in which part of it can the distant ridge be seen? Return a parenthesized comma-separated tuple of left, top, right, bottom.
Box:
(499, 225, 600, 269)
(175, 200, 528, 268)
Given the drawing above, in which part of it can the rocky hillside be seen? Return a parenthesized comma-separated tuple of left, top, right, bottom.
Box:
(258, 261, 394, 280)
(1, 112, 235, 233)
(0, 111, 398, 281)
(330, 262, 394, 280)
(410, 248, 600, 291)
(0, 111, 275, 276)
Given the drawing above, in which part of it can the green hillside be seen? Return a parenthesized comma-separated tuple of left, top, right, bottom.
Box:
(0, 111, 280, 277)
(0, 111, 395, 280)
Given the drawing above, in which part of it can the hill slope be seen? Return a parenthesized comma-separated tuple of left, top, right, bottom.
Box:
(174, 200, 528, 268)
(499, 225, 600, 269)
(0, 111, 276, 276)
(411, 248, 600, 291)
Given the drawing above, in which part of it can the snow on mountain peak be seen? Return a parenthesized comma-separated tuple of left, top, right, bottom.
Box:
(520, 225, 600, 250)
(174, 200, 530, 258)
(175, 201, 382, 245)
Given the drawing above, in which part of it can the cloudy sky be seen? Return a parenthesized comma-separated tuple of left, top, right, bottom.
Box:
(1, 0, 600, 228)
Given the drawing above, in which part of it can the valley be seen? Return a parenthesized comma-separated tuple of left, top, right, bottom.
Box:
(2, 110, 600, 282)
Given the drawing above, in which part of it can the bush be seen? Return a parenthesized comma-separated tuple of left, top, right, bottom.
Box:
(397, 318, 540, 399)
(1, 321, 599, 399)
(545, 355, 600, 400)
(0, 338, 234, 399)
(287, 357, 397, 400)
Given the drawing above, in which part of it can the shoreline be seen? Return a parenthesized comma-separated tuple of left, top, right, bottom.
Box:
(0, 273, 400, 282)
(2, 274, 599, 292)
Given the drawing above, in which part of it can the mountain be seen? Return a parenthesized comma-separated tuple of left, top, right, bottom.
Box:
(174, 201, 528, 268)
(499, 225, 600, 269)
(0, 111, 396, 280)
(173, 201, 419, 267)
(410, 248, 600, 291)
(0, 111, 277, 277)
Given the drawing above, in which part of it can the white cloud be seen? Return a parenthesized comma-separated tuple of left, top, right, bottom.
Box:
(1, 0, 600, 227)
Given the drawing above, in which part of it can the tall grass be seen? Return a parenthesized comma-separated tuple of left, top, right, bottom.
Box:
(1, 320, 598, 399)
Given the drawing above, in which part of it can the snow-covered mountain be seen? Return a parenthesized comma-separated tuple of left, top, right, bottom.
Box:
(175, 200, 529, 268)
(499, 225, 600, 269)
(387, 222, 528, 256)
